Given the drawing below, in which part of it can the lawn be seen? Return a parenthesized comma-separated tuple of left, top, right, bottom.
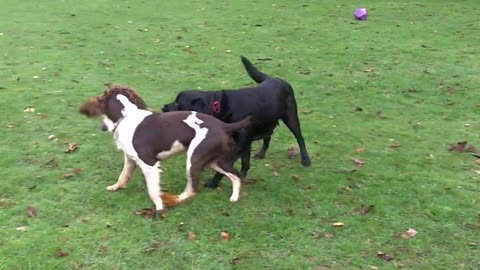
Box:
(1, 0, 479, 269)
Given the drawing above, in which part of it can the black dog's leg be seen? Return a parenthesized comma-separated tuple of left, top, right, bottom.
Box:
(205, 172, 224, 189)
(282, 103, 311, 166)
(254, 136, 271, 159)
(240, 142, 252, 177)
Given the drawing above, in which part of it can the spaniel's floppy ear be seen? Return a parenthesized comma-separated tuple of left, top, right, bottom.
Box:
(79, 96, 104, 117)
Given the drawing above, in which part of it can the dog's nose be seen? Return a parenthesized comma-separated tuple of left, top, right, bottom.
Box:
(101, 124, 108, 131)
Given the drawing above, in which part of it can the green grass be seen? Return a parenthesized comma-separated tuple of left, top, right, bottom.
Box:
(1, 0, 479, 269)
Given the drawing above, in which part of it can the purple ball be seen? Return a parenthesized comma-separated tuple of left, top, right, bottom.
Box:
(354, 8, 368, 21)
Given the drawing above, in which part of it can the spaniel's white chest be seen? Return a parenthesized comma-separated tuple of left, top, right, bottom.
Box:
(113, 110, 153, 159)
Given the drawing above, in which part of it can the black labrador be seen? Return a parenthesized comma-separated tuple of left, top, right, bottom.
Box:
(162, 56, 311, 188)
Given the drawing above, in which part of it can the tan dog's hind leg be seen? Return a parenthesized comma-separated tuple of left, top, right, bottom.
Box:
(107, 155, 136, 191)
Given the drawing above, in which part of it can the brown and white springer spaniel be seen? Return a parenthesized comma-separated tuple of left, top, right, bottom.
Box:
(79, 84, 250, 217)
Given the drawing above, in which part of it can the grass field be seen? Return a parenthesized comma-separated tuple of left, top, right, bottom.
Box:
(1, 0, 479, 269)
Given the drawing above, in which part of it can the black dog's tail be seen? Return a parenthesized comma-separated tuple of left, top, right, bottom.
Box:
(223, 116, 252, 133)
(241, 56, 270, 84)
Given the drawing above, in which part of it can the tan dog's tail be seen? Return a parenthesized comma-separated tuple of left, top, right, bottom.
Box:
(223, 116, 252, 133)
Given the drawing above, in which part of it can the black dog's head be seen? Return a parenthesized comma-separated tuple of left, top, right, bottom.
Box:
(162, 90, 220, 115)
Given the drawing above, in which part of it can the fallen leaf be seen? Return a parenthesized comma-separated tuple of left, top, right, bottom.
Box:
(143, 242, 159, 254)
(448, 141, 476, 152)
(37, 113, 48, 119)
(352, 158, 366, 167)
(62, 173, 73, 179)
(438, 80, 444, 88)
(100, 245, 108, 252)
(58, 237, 69, 243)
(16, 226, 28, 232)
(45, 158, 58, 168)
(188, 231, 196, 241)
(133, 208, 155, 219)
(324, 233, 335, 239)
(331, 222, 345, 227)
(301, 109, 313, 115)
(377, 251, 394, 261)
(230, 256, 240, 265)
(390, 143, 401, 149)
(288, 145, 299, 159)
(24, 106, 35, 113)
(220, 231, 231, 240)
(360, 205, 374, 216)
(356, 146, 366, 153)
(64, 143, 79, 153)
(74, 167, 84, 174)
(405, 228, 418, 238)
(183, 46, 197, 55)
(368, 265, 379, 270)
(273, 171, 280, 177)
(174, 222, 185, 232)
(56, 249, 69, 257)
(354, 107, 363, 112)
(48, 135, 55, 140)
(375, 111, 384, 118)
(287, 204, 294, 216)
(27, 206, 37, 218)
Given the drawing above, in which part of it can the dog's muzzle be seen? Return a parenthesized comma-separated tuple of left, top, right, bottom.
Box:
(162, 103, 177, 112)
(101, 123, 108, 131)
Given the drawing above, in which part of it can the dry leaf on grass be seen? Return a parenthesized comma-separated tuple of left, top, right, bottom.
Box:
(56, 249, 69, 257)
(24, 106, 35, 113)
(352, 158, 366, 167)
(287, 204, 294, 216)
(405, 228, 418, 238)
(74, 167, 84, 174)
(390, 143, 401, 149)
(354, 107, 364, 112)
(288, 145, 299, 159)
(448, 141, 476, 152)
(360, 205, 374, 216)
(356, 146, 366, 153)
(188, 231, 196, 241)
(62, 173, 73, 179)
(143, 242, 159, 254)
(16, 226, 28, 232)
(133, 208, 155, 219)
(398, 228, 418, 239)
(220, 231, 231, 240)
(331, 222, 345, 227)
(177, 222, 186, 232)
(64, 143, 79, 153)
(27, 206, 37, 218)
(377, 251, 394, 261)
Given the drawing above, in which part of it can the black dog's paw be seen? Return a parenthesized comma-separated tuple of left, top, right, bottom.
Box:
(254, 152, 266, 159)
(204, 179, 220, 189)
(302, 157, 312, 167)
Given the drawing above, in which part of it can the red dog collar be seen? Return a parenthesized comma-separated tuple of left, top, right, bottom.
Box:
(212, 101, 221, 113)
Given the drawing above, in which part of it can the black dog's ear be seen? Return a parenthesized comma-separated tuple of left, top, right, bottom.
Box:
(190, 97, 208, 113)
